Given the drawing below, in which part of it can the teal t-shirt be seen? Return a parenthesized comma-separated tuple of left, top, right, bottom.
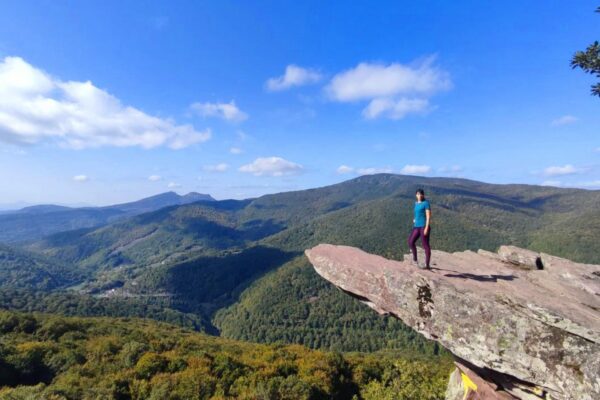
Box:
(414, 200, 430, 227)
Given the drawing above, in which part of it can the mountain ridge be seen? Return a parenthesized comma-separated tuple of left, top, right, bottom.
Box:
(1, 173, 599, 354)
(0, 191, 216, 244)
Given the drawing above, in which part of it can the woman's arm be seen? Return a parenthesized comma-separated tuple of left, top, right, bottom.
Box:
(424, 209, 431, 235)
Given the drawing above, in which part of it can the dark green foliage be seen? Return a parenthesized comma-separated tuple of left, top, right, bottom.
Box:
(570, 7, 600, 96)
(214, 256, 443, 355)
(0, 312, 37, 334)
(0, 288, 211, 332)
(0, 244, 78, 290)
(136, 246, 298, 308)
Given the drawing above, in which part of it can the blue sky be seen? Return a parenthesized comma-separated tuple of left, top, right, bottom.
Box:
(0, 1, 598, 206)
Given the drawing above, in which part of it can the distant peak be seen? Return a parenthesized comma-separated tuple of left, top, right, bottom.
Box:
(155, 191, 179, 197)
(19, 204, 73, 214)
(182, 192, 216, 201)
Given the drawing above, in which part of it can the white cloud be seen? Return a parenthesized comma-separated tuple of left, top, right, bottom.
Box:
(356, 167, 394, 175)
(239, 156, 303, 176)
(229, 147, 243, 154)
(190, 100, 247, 122)
(148, 175, 161, 181)
(337, 165, 396, 175)
(326, 58, 451, 101)
(73, 175, 88, 182)
(167, 182, 181, 188)
(0, 56, 211, 149)
(542, 164, 581, 177)
(325, 57, 451, 120)
(362, 98, 429, 120)
(551, 115, 578, 126)
(336, 165, 354, 174)
(400, 164, 431, 175)
(266, 65, 322, 91)
(203, 163, 229, 172)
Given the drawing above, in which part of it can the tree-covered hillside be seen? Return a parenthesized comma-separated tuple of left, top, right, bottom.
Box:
(212, 257, 443, 354)
(1, 173, 599, 354)
(0, 310, 452, 400)
(0, 244, 80, 291)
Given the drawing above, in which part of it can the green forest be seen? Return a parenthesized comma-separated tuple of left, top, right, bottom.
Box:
(0, 311, 452, 400)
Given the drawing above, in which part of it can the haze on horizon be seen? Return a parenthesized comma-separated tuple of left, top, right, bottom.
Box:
(0, 1, 598, 206)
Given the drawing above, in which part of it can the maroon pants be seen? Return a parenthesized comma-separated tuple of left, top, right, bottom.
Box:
(407, 226, 431, 266)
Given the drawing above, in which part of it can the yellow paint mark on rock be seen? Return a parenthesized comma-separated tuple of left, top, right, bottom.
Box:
(461, 371, 478, 400)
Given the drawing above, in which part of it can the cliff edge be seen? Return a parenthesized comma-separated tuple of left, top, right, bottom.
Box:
(304, 244, 600, 400)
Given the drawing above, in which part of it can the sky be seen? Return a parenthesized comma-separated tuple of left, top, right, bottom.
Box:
(0, 1, 599, 207)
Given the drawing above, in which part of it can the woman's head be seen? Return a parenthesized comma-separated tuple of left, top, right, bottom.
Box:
(415, 188, 426, 201)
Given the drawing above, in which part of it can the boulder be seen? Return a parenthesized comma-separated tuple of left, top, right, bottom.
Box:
(304, 244, 600, 400)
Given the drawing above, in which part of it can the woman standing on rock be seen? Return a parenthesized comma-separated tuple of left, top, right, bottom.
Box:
(408, 188, 432, 269)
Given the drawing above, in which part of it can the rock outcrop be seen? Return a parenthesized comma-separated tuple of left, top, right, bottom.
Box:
(304, 244, 600, 400)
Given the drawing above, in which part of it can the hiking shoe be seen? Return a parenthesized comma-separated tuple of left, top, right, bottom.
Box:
(417, 260, 430, 270)
(410, 259, 418, 267)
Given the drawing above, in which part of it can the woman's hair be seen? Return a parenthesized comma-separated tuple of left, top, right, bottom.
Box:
(416, 188, 426, 200)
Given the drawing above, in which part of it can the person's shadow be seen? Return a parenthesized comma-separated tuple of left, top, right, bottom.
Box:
(430, 267, 516, 282)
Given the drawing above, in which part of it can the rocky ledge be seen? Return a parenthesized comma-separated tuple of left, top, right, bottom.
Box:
(304, 244, 600, 400)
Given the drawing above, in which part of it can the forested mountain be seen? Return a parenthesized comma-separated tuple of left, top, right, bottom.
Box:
(0, 244, 77, 291)
(0, 192, 215, 244)
(102, 191, 215, 214)
(1, 173, 599, 354)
